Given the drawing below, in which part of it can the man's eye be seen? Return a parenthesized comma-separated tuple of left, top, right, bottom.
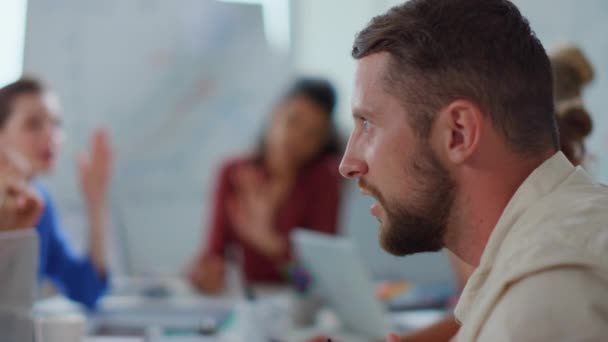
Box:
(362, 119, 370, 131)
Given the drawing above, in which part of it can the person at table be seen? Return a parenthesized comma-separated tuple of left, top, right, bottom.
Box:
(0, 78, 113, 309)
(0, 146, 45, 341)
(339, 0, 608, 340)
(188, 77, 344, 294)
(388, 45, 599, 342)
(312, 40, 601, 342)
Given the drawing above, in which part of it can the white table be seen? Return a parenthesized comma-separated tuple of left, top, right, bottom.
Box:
(35, 278, 446, 342)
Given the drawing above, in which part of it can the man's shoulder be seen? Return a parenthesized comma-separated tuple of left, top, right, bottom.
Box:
(500, 266, 608, 305)
(457, 165, 608, 341)
(499, 168, 608, 274)
(477, 266, 608, 341)
(534, 166, 608, 223)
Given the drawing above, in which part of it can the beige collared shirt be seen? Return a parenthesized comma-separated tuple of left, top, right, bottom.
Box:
(455, 152, 608, 342)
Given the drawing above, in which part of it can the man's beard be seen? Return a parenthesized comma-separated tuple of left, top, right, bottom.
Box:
(360, 146, 456, 256)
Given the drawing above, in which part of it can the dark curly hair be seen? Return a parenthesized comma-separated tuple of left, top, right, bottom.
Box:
(551, 46, 594, 165)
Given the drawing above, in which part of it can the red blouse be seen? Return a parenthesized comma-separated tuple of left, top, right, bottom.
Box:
(197, 154, 343, 283)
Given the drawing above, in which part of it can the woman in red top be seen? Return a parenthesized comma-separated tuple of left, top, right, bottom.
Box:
(188, 78, 343, 294)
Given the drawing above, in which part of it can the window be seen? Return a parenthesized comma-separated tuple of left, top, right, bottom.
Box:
(0, 0, 28, 87)
(220, 0, 290, 54)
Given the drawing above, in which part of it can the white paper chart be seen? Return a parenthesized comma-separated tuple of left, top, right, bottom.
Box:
(24, 0, 291, 275)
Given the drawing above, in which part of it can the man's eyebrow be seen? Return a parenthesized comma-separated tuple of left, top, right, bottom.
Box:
(352, 108, 374, 119)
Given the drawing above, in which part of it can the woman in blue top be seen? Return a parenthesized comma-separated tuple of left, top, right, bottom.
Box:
(0, 78, 112, 309)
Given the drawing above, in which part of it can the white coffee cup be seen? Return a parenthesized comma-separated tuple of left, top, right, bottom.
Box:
(35, 313, 86, 342)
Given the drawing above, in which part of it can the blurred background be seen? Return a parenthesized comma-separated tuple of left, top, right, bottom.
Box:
(0, 0, 605, 285)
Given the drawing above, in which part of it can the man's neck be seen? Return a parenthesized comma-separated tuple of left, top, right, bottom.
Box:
(446, 151, 554, 267)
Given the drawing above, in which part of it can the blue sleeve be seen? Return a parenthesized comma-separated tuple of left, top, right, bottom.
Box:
(37, 186, 109, 310)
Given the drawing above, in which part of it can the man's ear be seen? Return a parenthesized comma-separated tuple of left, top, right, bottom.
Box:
(434, 100, 482, 164)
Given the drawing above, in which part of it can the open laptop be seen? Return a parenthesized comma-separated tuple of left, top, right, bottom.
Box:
(292, 229, 447, 339)
(292, 229, 391, 338)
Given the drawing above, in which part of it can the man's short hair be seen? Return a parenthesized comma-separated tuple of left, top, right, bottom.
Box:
(352, 0, 559, 156)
